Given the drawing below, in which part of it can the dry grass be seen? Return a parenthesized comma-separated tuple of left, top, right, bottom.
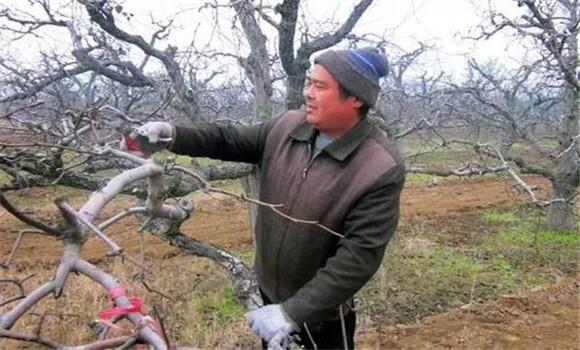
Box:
(1, 253, 257, 349)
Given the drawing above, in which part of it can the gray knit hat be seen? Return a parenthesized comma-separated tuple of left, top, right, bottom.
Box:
(313, 47, 389, 107)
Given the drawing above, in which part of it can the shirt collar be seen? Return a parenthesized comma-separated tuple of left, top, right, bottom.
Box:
(289, 118, 373, 161)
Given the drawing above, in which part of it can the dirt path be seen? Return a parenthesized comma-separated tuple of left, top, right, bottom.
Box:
(358, 276, 579, 350)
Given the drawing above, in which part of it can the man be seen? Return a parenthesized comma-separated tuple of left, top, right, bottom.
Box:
(137, 47, 405, 349)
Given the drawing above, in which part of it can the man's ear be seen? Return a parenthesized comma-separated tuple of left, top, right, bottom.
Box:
(351, 97, 363, 109)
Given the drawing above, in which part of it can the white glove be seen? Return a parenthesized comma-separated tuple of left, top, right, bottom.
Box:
(267, 330, 293, 350)
(246, 304, 297, 342)
(127, 121, 175, 155)
(136, 121, 174, 144)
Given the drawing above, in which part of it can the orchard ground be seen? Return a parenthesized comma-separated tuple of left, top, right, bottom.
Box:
(0, 175, 578, 349)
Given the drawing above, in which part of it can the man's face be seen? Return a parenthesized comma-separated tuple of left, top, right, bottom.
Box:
(304, 64, 362, 138)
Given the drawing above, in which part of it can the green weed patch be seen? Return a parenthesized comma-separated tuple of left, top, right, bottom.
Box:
(187, 285, 246, 345)
(495, 228, 580, 246)
(482, 210, 521, 223)
(359, 207, 576, 325)
(191, 286, 245, 324)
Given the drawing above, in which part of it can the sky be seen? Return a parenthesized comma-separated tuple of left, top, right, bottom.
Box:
(0, 0, 528, 82)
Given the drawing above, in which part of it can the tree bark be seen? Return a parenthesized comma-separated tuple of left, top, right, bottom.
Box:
(548, 155, 579, 230)
(548, 86, 579, 230)
(547, 2, 579, 230)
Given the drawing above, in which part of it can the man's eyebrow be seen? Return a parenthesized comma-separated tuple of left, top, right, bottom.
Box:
(307, 77, 328, 85)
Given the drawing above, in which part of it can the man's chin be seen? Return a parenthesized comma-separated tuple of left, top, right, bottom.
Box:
(306, 114, 318, 125)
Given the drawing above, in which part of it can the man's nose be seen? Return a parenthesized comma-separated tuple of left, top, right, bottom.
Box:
(304, 84, 313, 100)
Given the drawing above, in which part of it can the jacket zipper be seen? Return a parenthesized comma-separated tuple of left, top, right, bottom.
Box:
(302, 143, 319, 179)
(275, 142, 316, 297)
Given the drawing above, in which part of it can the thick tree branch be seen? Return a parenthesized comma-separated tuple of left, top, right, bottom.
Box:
(79, 0, 199, 118)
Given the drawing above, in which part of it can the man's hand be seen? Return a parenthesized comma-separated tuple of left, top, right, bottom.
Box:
(132, 121, 175, 155)
(267, 330, 293, 350)
(246, 304, 297, 343)
(137, 121, 174, 144)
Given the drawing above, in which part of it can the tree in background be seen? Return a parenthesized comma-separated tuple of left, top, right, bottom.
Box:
(477, 0, 579, 229)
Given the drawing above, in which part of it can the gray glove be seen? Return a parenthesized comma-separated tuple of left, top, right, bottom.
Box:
(246, 304, 297, 343)
(134, 121, 175, 155)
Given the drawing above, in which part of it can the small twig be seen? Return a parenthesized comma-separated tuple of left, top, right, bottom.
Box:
(57, 200, 123, 254)
(96, 318, 132, 336)
(98, 207, 148, 231)
(0, 329, 62, 348)
(2, 230, 38, 267)
(0, 274, 34, 307)
(142, 94, 175, 121)
(171, 277, 203, 300)
(0, 294, 26, 308)
(472, 144, 572, 208)
(115, 336, 139, 349)
(28, 312, 84, 319)
(0, 101, 45, 120)
(152, 304, 171, 347)
(172, 165, 344, 238)
(339, 306, 347, 350)
(303, 323, 318, 350)
(551, 134, 580, 159)
(141, 280, 172, 301)
(33, 312, 47, 341)
(269, 205, 344, 239)
(49, 156, 92, 185)
(0, 141, 101, 155)
(98, 105, 139, 123)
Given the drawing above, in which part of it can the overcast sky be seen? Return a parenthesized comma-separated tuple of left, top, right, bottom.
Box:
(0, 0, 527, 81)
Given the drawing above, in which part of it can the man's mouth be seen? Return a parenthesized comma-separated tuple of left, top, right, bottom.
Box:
(306, 104, 317, 112)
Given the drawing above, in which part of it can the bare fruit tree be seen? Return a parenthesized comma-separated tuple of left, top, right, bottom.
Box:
(0, 108, 263, 348)
(473, 0, 579, 229)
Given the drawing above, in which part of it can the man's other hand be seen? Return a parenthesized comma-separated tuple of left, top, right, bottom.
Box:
(246, 304, 297, 342)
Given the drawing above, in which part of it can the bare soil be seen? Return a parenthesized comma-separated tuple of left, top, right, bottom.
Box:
(1, 175, 578, 350)
(358, 276, 579, 350)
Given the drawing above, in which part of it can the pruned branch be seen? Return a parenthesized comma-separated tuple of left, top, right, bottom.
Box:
(0, 190, 61, 236)
(407, 164, 508, 177)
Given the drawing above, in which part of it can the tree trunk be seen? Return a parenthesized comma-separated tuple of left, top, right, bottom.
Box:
(547, 17, 579, 231)
(547, 153, 578, 230)
(229, 0, 273, 242)
(547, 91, 579, 231)
(286, 72, 306, 110)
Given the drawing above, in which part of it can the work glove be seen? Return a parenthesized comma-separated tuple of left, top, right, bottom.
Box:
(137, 121, 174, 144)
(267, 329, 294, 350)
(125, 121, 175, 156)
(246, 304, 298, 343)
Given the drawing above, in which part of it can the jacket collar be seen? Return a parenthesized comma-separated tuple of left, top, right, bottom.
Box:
(289, 118, 373, 161)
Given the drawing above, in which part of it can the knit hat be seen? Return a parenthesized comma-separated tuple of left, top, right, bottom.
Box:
(313, 47, 389, 107)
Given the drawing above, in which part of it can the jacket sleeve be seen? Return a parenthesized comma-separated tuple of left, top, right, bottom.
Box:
(282, 164, 406, 326)
(170, 119, 275, 164)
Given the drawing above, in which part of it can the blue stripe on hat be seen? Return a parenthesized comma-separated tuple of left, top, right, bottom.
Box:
(346, 49, 387, 84)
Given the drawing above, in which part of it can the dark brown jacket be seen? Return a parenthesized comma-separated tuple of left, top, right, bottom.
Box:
(171, 110, 405, 326)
